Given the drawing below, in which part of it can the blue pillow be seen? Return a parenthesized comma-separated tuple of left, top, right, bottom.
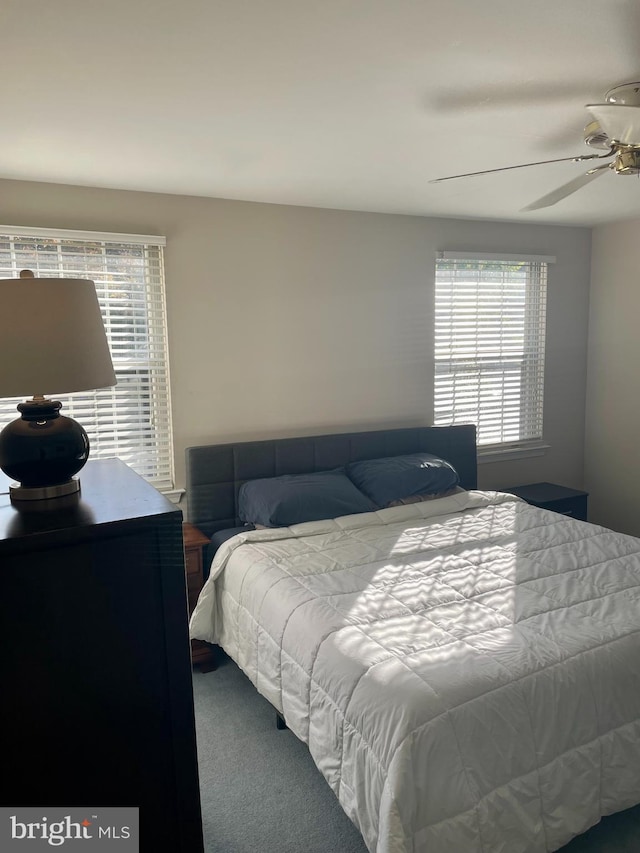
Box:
(238, 469, 377, 528)
(346, 453, 459, 508)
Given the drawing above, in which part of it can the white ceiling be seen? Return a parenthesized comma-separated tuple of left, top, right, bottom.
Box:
(3, 0, 640, 226)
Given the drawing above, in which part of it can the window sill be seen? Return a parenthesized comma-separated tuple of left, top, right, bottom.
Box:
(162, 488, 185, 504)
(477, 442, 550, 464)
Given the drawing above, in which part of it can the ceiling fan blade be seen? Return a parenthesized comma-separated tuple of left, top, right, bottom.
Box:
(430, 153, 606, 183)
(586, 103, 640, 144)
(521, 164, 611, 212)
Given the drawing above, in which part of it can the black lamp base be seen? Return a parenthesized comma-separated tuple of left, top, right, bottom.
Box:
(0, 398, 90, 506)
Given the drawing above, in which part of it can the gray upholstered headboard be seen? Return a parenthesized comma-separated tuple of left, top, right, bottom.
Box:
(186, 424, 477, 539)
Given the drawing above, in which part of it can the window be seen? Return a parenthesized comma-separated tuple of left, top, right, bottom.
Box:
(0, 226, 173, 490)
(434, 251, 550, 452)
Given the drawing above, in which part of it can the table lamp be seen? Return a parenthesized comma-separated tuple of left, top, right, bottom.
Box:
(0, 271, 117, 504)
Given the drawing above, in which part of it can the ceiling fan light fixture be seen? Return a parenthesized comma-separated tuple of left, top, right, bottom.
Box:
(583, 119, 611, 150)
(605, 82, 640, 106)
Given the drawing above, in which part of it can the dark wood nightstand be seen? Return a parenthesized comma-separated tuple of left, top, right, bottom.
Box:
(183, 521, 216, 670)
(504, 481, 589, 521)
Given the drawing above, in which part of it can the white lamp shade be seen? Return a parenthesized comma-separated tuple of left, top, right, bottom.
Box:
(0, 278, 117, 397)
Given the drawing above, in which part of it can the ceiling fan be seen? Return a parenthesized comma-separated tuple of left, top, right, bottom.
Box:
(430, 82, 640, 211)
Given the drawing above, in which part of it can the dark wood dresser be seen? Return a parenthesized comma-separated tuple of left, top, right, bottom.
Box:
(0, 458, 204, 852)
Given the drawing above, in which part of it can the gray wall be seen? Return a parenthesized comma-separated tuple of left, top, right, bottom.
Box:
(0, 179, 591, 497)
(586, 218, 640, 534)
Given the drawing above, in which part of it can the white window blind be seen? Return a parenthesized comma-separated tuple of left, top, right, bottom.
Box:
(0, 226, 174, 490)
(434, 254, 548, 449)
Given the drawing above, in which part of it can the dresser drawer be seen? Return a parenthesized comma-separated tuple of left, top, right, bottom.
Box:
(185, 549, 200, 575)
(182, 522, 215, 670)
(188, 586, 201, 613)
(504, 483, 588, 522)
(545, 495, 588, 520)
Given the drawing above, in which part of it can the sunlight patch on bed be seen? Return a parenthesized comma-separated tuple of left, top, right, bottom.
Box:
(345, 506, 521, 655)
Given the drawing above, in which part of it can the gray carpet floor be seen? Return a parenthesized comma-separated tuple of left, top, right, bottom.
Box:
(193, 654, 640, 852)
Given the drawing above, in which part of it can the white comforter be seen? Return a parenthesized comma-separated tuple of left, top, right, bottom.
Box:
(190, 490, 640, 853)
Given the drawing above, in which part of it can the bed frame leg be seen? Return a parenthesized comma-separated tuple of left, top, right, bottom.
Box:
(276, 712, 288, 730)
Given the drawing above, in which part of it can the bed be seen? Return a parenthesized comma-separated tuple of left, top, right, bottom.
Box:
(187, 425, 640, 853)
